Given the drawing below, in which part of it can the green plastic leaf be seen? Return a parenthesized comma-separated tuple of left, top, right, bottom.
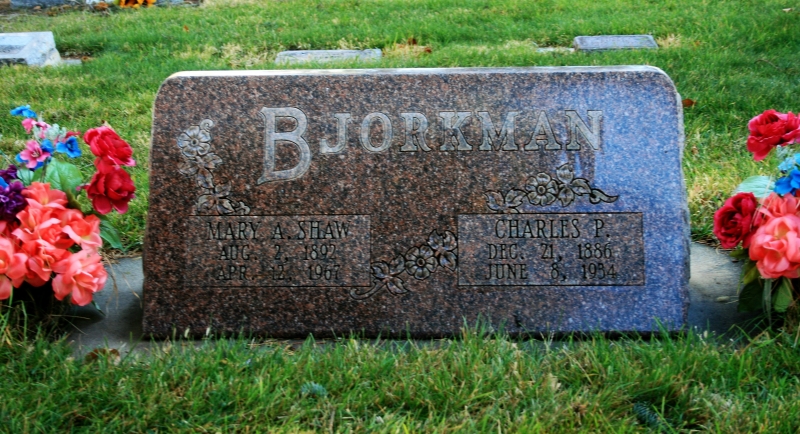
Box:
(730, 248, 748, 260)
(764, 278, 773, 324)
(772, 277, 794, 313)
(741, 259, 760, 285)
(734, 176, 774, 198)
(737, 280, 763, 312)
(44, 159, 83, 195)
(100, 219, 124, 251)
(16, 166, 34, 186)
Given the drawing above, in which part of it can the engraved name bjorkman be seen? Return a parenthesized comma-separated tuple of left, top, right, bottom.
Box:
(258, 107, 602, 184)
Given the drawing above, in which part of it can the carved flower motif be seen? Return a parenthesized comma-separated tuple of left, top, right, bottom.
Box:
(427, 230, 457, 270)
(557, 184, 576, 206)
(556, 163, 574, 183)
(405, 245, 437, 279)
(371, 255, 408, 295)
(177, 119, 250, 216)
(178, 153, 223, 189)
(197, 182, 235, 215)
(525, 173, 558, 205)
(485, 190, 526, 213)
(178, 125, 211, 158)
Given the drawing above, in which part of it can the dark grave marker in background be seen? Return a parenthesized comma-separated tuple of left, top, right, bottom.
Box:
(143, 66, 688, 338)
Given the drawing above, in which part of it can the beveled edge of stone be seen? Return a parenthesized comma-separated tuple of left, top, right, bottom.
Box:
(161, 65, 669, 80)
(573, 35, 658, 51)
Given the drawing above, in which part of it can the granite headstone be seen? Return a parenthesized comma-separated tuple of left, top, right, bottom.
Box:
(0, 32, 61, 67)
(143, 66, 689, 338)
(11, 0, 70, 9)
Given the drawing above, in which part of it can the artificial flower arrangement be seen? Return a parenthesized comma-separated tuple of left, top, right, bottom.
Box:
(714, 109, 800, 315)
(0, 105, 136, 307)
(118, 0, 156, 8)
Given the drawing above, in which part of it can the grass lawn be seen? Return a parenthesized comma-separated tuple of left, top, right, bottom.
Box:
(1, 0, 800, 432)
(1, 328, 800, 432)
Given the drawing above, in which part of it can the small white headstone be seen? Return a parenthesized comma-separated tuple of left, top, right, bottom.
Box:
(536, 47, 575, 54)
(0, 32, 62, 67)
(573, 35, 658, 51)
(275, 49, 381, 65)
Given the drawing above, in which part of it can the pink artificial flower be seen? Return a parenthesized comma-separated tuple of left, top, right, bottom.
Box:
(24, 244, 66, 287)
(52, 250, 107, 306)
(0, 237, 27, 301)
(749, 215, 800, 279)
(21, 118, 35, 134)
(13, 206, 62, 246)
(34, 121, 49, 139)
(60, 209, 102, 252)
(758, 192, 799, 222)
(13, 205, 73, 286)
(23, 182, 67, 210)
(19, 140, 51, 170)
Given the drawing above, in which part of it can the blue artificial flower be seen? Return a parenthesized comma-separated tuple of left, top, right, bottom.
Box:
(10, 105, 36, 118)
(40, 139, 54, 154)
(0, 177, 9, 189)
(775, 168, 800, 195)
(778, 153, 800, 173)
(779, 155, 797, 172)
(55, 136, 82, 158)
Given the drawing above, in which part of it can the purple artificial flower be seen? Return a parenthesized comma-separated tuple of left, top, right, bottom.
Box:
(0, 165, 19, 185)
(0, 181, 27, 223)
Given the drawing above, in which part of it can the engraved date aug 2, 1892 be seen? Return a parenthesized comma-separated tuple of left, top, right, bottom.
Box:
(184, 215, 370, 287)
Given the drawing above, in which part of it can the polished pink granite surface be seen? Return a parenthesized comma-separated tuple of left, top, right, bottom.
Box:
(143, 66, 688, 338)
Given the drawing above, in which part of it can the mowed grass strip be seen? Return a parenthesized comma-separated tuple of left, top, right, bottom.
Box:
(1, 328, 799, 432)
(1, 0, 798, 246)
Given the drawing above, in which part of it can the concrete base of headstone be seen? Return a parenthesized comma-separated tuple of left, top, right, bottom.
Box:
(275, 49, 381, 65)
(0, 32, 61, 67)
(67, 244, 758, 356)
(573, 35, 658, 51)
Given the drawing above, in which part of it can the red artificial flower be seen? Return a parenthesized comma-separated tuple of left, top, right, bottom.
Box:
(86, 168, 136, 215)
(83, 126, 135, 173)
(713, 192, 760, 249)
(747, 110, 800, 161)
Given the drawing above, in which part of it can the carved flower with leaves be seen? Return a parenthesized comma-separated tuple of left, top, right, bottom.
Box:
(353, 227, 458, 300)
(405, 245, 437, 279)
(177, 119, 251, 216)
(427, 230, 457, 270)
(485, 163, 617, 211)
